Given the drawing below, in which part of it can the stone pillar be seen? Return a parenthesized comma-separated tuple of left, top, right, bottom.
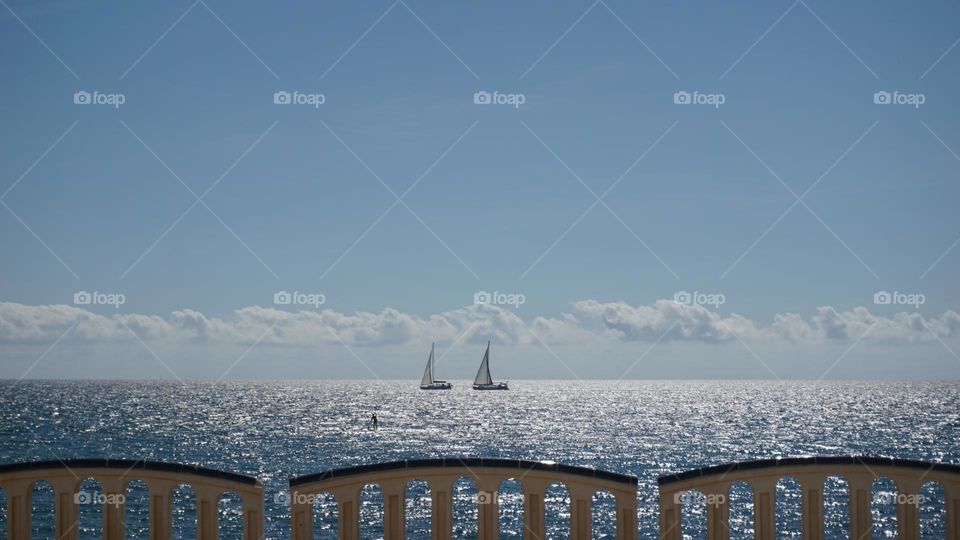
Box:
(332, 487, 360, 540)
(48, 478, 79, 540)
(476, 478, 500, 540)
(894, 479, 921, 540)
(704, 487, 730, 540)
(289, 490, 312, 540)
(523, 480, 548, 540)
(381, 481, 406, 540)
(241, 491, 264, 540)
(751, 479, 777, 540)
(658, 489, 681, 540)
(196, 486, 220, 540)
(569, 486, 593, 540)
(614, 489, 637, 540)
(429, 478, 454, 540)
(100, 478, 126, 540)
(946, 484, 959, 540)
(147, 481, 173, 540)
(797, 475, 824, 540)
(7, 480, 33, 540)
(846, 474, 873, 540)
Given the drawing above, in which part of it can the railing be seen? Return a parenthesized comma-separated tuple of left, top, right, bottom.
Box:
(657, 456, 960, 540)
(288, 458, 638, 540)
(0, 459, 263, 540)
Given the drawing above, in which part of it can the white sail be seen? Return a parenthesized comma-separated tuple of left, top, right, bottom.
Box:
(420, 343, 434, 386)
(474, 342, 493, 386)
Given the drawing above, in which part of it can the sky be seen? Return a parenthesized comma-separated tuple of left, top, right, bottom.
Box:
(1, 0, 959, 379)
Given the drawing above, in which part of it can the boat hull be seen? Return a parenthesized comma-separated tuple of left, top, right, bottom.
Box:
(420, 382, 453, 390)
(472, 383, 509, 390)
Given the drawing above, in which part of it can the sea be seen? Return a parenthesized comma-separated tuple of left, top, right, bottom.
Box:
(0, 380, 957, 539)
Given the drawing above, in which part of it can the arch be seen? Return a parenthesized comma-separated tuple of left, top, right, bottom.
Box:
(452, 476, 478, 538)
(124, 479, 150, 539)
(592, 489, 616, 538)
(775, 476, 802, 538)
(405, 479, 431, 539)
(497, 478, 523, 538)
(919, 481, 945, 539)
(727, 481, 753, 539)
(822, 475, 849, 540)
(32, 480, 55, 539)
(678, 489, 707, 539)
(359, 484, 384, 539)
(218, 491, 244, 539)
(871, 477, 897, 538)
(544, 482, 569, 539)
(172, 484, 198, 540)
(311, 491, 338, 539)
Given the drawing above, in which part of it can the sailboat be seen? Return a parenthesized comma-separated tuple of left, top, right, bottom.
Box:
(419, 343, 452, 390)
(472, 341, 509, 390)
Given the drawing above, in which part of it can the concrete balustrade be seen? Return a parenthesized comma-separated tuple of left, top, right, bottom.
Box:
(657, 456, 960, 540)
(0, 459, 263, 540)
(287, 457, 639, 540)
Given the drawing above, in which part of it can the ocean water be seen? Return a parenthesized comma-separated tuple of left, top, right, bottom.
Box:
(0, 380, 957, 539)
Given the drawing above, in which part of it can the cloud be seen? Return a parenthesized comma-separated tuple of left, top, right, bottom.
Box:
(0, 301, 957, 348)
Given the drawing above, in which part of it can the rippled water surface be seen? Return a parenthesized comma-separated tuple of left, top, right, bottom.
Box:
(1, 380, 958, 538)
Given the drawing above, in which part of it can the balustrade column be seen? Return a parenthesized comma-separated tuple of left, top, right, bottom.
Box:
(894, 479, 922, 540)
(429, 477, 454, 540)
(704, 486, 730, 540)
(523, 479, 547, 540)
(751, 478, 777, 540)
(332, 487, 360, 540)
(289, 490, 312, 540)
(100, 478, 126, 540)
(568, 485, 593, 540)
(846, 474, 872, 540)
(146, 481, 173, 540)
(477, 478, 501, 540)
(49, 478, 79, 540)
(658, 489, 681, 540)
(196, 486, 221, 540)
(381, 480, 406, 540)
(797, 474, 824, 540)
(614, 489, 637, 540)
(6, 480, 33, 540)
(241, 491, 264, 540)
(946, 484, 959, 540)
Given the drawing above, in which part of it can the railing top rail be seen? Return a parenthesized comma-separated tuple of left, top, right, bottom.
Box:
(658, 455, 960, 486)
(290, 457, 638, 487)
(0, 459, 259, 486)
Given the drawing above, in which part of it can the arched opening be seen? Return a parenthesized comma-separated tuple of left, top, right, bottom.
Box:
(544, 482, 569, 539)
(311, 491, 338, 539)
(452, 477, 478, 538)
(678, 489, 707, 539)
(728, 481, 753, 539)
(775, 477, 802, 538)
(124, 479, 150, 539)
(871, 477, 897, 538)
(172, 484, 197, 540)
(498, 478, 523, 538)
(822, 476, 849, 539)
(359, 484, 384, 539)
(219, 491, 243, 539)
(32, 480, 55, 539)
(592, 490, 616, 538)
(919, 481, 945, 539)
(405, 479, 431, 539)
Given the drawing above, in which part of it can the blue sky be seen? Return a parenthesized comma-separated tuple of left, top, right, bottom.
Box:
(2, 1, 959, 378)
